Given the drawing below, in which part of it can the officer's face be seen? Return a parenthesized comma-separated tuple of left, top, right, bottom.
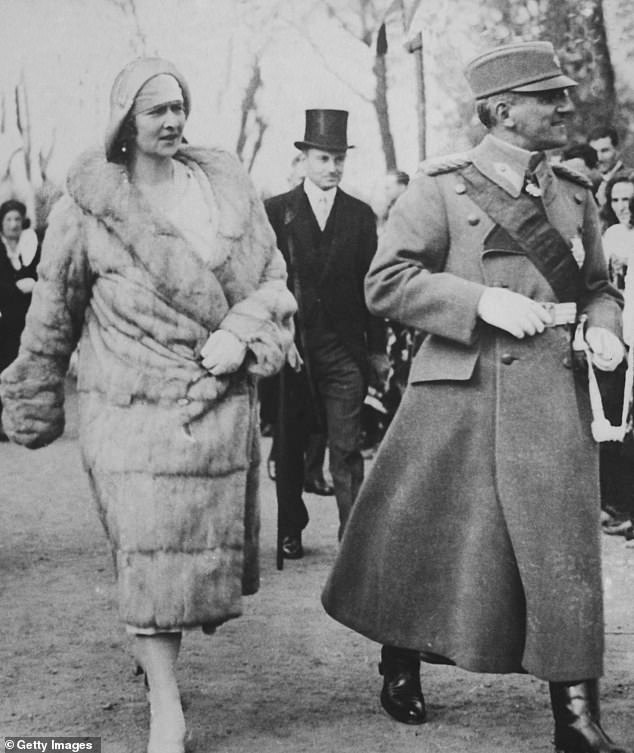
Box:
(506, 89, 574, 150)
(304, 149, 346, 190)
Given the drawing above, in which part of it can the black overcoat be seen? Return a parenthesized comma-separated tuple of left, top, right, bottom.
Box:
(264, 184, 385, 384)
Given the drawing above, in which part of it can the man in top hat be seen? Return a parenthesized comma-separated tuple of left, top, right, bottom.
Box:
(322, 42, 630, 752)
(265, 109, 387, 560)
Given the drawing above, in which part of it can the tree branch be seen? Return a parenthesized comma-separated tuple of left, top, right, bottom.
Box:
(280, 16, 373, 103)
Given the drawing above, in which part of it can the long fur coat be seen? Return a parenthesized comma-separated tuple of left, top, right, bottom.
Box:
(0, 145, 296, 631)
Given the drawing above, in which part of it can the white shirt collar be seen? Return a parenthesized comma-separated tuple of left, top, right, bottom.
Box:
(303, 177, 337, 211)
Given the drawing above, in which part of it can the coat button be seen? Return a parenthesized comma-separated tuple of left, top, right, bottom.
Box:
(467, 214, 480, 225)
(177, 398, 190, 406)
(455, 183, 467, 194)
(501, 353, 516, 365)
(574, 193, 584, 204)
(562, 355, 573, 369)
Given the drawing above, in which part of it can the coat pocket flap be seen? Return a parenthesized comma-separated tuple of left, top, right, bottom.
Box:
(409, 335, 479, 384)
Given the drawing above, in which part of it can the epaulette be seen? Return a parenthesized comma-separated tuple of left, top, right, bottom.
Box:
(418, 152, 472, 176)
(551, 162, 593, 190)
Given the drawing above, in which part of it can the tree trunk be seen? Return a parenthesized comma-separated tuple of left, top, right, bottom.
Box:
(602, 0, 634, 158)
(541, 0, 617, 140)
(373, 48, 397, 171)
(236, 61, 264, 162)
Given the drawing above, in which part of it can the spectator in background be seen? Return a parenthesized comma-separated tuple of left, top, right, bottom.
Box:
(561, 142, 601, 194)
(382, 170, 409, 217)
(598, 171, 634, 538)
(589, 126, 630, 207)
(0, 199, 40, 440)
(601, 173, 634, 286)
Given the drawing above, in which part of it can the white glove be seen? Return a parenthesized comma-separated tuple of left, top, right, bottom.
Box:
(477, 288, 553, 338)
(15, 278, 35, 294)
(585, 326, 624, 372)
(286, 343, 303, 372)
(200, 330, 247, 376)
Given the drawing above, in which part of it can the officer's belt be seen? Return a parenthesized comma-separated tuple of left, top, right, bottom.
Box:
(459, 164, 584, 303)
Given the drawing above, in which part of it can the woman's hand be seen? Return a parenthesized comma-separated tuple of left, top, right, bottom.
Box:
(200, 330, 247, 376)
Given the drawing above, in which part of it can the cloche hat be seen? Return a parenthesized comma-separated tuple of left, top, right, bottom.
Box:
(105, 57, 191, 161)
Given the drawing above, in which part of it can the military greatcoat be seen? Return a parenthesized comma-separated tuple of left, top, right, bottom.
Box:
(322, 134, 623, 682)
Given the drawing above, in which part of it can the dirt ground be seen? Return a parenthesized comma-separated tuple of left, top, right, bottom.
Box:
(1, 379, 633, 753)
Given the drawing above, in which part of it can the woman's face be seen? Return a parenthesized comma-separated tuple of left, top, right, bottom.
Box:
(610, 181, 634, 225)
(133, 100, 186, 160)
(2, 210, 23, 240)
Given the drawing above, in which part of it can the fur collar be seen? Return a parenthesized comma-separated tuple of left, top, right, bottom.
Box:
(66, 145, 250, 239)
(65, 146, 256, 330)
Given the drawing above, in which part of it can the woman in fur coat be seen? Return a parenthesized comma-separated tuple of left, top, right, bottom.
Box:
(0, 58, 296, 753)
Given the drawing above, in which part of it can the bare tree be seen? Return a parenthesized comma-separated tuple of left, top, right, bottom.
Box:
(235, 60, 269, 172)
(105, 0, 148, 54)
(315, 0, 399, 170)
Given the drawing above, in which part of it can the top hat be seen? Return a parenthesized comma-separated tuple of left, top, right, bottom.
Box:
(294, 109, 354, 152)
(465, 41, 577, 99)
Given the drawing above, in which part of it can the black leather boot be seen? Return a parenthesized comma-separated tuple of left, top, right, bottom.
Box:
(549, 680, 630, 752)
(378, 645, 426, 725)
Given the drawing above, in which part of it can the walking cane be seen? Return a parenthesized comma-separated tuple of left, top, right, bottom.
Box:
(275, 369, 286, 571)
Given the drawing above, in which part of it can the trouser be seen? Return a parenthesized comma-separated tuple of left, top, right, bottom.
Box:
(304, 432, 328, 485)
(275, 332, 364, 539)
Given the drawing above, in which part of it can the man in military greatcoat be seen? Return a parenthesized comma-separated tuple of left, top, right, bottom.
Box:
(322, 42, 630, 753)
(265, 109, 387, 559)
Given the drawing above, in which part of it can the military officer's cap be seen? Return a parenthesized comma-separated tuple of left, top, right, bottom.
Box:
(465, 41, 577, 98)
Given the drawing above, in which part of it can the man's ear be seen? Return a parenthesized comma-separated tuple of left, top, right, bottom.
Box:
(496, 101, 515, 129)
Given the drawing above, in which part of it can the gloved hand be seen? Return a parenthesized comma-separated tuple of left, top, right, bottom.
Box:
(585, 326, 625, 372)
(286, 343, 304, 372)
(477, 287, 553, 338)
(368, 352, 390, 390)
(200, 330, 247, 376)
(15, 278, 35, 294)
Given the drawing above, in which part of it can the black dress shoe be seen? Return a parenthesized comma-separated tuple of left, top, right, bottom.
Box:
(303, 478, 334, 496)
(379, 645, 426, 725)
(281, 534, 303, 559)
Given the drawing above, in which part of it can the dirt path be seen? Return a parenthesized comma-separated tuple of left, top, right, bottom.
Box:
(1, 380, 633, 752)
